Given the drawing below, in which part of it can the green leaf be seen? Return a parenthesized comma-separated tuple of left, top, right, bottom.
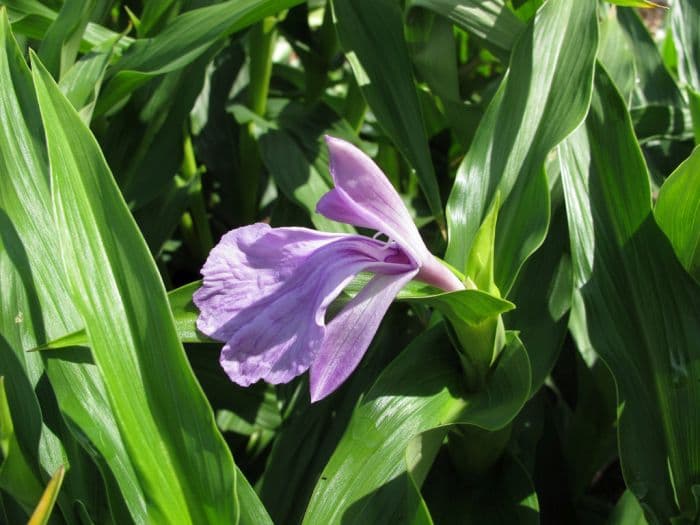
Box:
(466, 194, 500, 296)
(5, 0, 132, 53)
(37, 0, 94, 79)
(505, 210, 572, 391)
(331, 0, 444, 227)
(404, 11, 482, 149)
(422, 451, 539, 524)
(134, 175, 195, 256)
(257, 309, 421, 524)
(671, 0, 700, 91)
(31, 49, 266, 523)
(32, 280, 210, 351)
(97, 0, 305, 114)
(606, 0, 665, 7)
(168, 281, 211, 344)
(616, 7, 690, 142)
(598, 7, 637, 106)
(617, 8, 683, 109)
(445, 0, 598, 292)
(139, 0, 179, 37)
(558, 125, 595, 287)
(0, 10, 126, 521)
(303, 326, 531, 523)
(563, 66, 700, 523)
(654, 146, 700, 281)
(259, 130, 354, 234)
(111, 52, 217, 210)
(689, 87, 700, 143)
(671, 0, 700, 143)
(58, 39, 115, 122)
(607, 490, 649, 525)
(27, 465, 65, 525)
(405, 0, 524, 61)
(0, 377, 43, 513)
(408, 286, 514, 390)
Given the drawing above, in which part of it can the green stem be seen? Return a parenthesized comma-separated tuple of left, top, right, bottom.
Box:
(248, 18, 277, 116)
(179, 134, 213, 259)
(447, 424, 512, 481)
(237, 18, 277, 222)
(344, 76, 367, 132)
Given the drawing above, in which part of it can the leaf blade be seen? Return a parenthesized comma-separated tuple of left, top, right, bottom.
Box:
(31, 50, 250, 523)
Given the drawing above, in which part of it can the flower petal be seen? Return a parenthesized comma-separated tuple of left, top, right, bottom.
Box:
(416, 253, 465, 292)
(317, 136, 429, 263)
(194, 223, 343, 340)
(194, 224, 415, 387)
(309, 269, 418, 402)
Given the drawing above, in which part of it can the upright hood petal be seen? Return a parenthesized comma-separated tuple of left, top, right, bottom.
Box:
(316, 136, 430, 263)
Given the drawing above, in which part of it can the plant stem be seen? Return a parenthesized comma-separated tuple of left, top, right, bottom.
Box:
(180, 134, 213, 259)
(344, 76, 367, 132)
(237, 18, 277, 222)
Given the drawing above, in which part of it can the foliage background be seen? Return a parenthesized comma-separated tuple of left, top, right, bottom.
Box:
(0, 0, 699, 523)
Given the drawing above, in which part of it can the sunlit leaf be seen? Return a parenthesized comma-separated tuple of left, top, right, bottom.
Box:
(303, 326, 531, 523)
(97, 0, 305, 114)
(606, 0, 666, 8)
(32, 48, 269, 523)
(445, 0, 598, 294)
(655, 146, 700, 280)
(27, 465, 65, 525)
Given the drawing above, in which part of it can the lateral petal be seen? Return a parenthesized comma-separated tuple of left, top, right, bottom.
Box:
(194, 224, 415, 387)
(309, 269, 418, 402)
(194, 223, 344, 340)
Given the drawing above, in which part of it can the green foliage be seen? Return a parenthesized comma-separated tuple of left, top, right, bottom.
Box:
(0, 0, 698, 523)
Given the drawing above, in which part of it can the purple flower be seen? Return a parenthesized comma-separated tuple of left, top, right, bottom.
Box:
(194, 136, 464, 402)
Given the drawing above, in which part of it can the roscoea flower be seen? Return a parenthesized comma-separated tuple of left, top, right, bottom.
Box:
(194, 136, 464, 402)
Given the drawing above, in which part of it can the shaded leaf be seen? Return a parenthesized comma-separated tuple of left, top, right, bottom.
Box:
(0, 377, 43, 513)
(654, 146, 700, 280)
(259, 129, 354, 234)
(563, 66, 700, 522)
(405, 0, 524, 61)
(331, 0, 444, 226)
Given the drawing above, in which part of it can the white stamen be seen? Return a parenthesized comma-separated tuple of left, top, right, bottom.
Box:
(372, 232, 397, 251)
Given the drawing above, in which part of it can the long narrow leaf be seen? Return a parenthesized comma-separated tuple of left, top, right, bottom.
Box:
(562, 66, 700, 522)
(331, 0, 444, 226)
(654, 146, 700, 280)
(445, 0, 598, 291)
(303, 326, 531, 522)
(97, 0, 305, 114)
(31, 49, 264, 523)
